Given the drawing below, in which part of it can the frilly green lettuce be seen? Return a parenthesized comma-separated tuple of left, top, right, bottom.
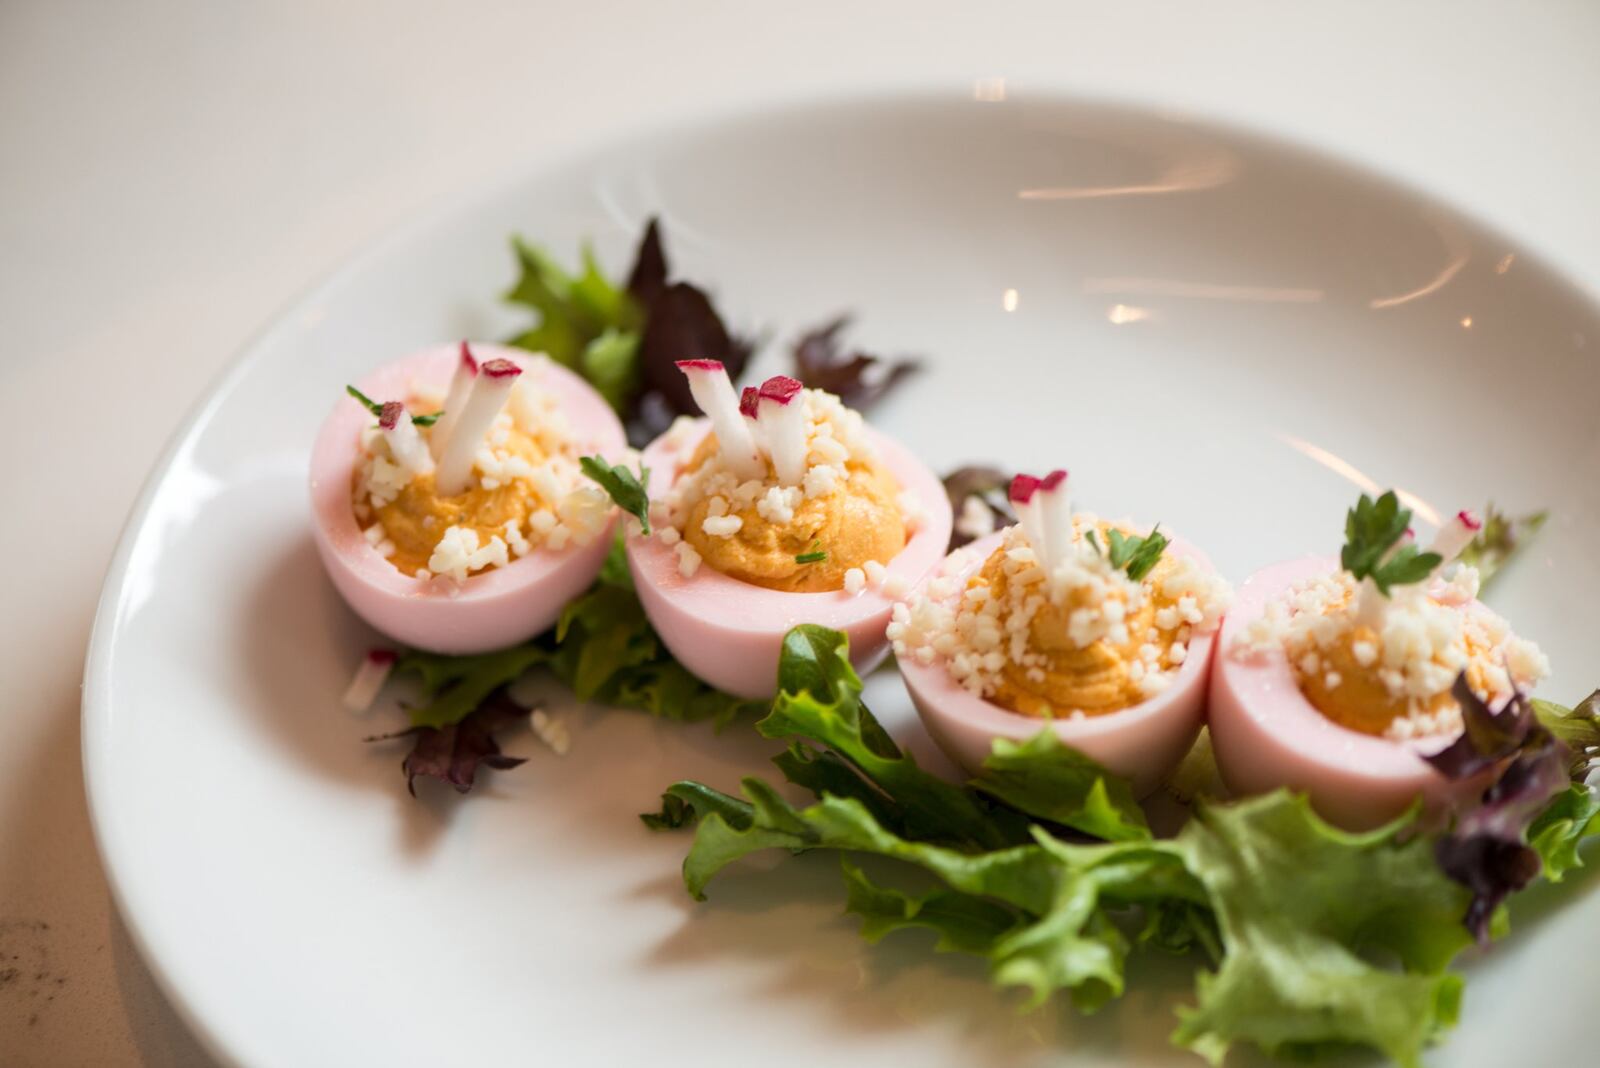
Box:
(646, 624, 1577, 1067)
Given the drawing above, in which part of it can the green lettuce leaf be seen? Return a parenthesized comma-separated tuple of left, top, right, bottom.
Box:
(1163, 726, 1226, 805)
(1532, 692, 1600, 780)
(1001, 833, 1205, 1011)
(654, 762, 1193, 1014)
(660, 775, 1151, 1008)
(650, 624, 1574, 1066)
(545, 542, 759, 726)
(840, 858, 1023, 955)
(577, 328, 641, 414)
(394, 645, 551, 729)
(1528, 784, 1600, 882)
(1170, 793, 1473, 1068)
(772, 740, 907, 835)
(392, 539, 757, 733)
(973, 730, 1150, 843)
(505, 238, 640, 372)
(648, 626, 1202, 1018)
(505, 220, 758, 447)
(672, 778, 1057, 910)
(754, 625, 1022, 849)
(641, 780, 755, 832)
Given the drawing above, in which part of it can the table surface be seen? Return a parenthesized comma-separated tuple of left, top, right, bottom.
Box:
(4, 1, 1598, 1063)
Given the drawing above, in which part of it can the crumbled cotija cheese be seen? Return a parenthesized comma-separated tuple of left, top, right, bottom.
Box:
(351, 354, 625, 581)
(427, 525, 510, 582)
(955, 496, 997, 542)
(656, 387, 907, 593)
(891, 519, 1230, 704)
(1231, 565, 1549, 739)
(701, 514, 744, 538)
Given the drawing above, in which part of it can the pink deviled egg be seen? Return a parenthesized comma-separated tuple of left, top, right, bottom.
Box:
(310, 341, 626, 654)
(895, 472, 1232, 797)
(625, 361, 952, 698)
(1209, 495, 1551, 829)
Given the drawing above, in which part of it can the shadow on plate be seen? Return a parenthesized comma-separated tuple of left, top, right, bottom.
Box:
(635, 846, 1385, 1068)
(234, 531, 474, 853)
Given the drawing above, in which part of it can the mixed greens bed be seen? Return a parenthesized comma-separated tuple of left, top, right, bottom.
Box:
(645, 625, 1599, 1067)
(501, 218, 916, 447)
(351, 222, 1596, 1066)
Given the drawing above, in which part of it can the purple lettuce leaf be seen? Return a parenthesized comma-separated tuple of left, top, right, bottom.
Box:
(1424, 675, 1538, 779)
(1423, 675, 1572, 942)
(623, 220, 755, 445)
(625, 217, 669, 310)
(791, 314, 921, 412)
(367, 689, 531, 796)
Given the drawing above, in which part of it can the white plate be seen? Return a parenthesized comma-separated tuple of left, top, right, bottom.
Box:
(85, 93, 1600, 1067)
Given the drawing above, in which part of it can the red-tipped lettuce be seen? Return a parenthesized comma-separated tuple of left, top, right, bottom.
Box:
(1424, 676, 1573, 941)
(367, 689, 531, 796)
(790, 314, 921, 411)
(505, 218, 755, 446)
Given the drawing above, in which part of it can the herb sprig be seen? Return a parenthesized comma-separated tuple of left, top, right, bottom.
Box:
(1341, 491, 1441, 594)
(579, 455, 652, 535)
(1086, 525, 1169, 581)
(1459, 503, 1549, 589)
(795, 541, 827, 565)
(345, 385, 442, 427)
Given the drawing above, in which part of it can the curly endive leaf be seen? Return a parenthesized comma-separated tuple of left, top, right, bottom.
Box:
(1527, 784, 1600, 882)
(840, 858, 1023, 955)
(1170, 793, 1473, 1068)
(973, 730, 1150, 843)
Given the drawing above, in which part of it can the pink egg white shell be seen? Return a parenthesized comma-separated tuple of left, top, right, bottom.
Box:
(628, 421, 953, 700)
(899, 529, 1218, 798)
(309, 343, 625, 655)
(1209, 555, 1493, 831)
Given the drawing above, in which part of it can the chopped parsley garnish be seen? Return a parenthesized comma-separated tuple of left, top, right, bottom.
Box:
(1090, 525, 1168, 581)
(1112, 527, 1169, 581)
(579, 455, 651, 535)
(345, 384, 441, 426)
(1341, 491, 1441, 595)
(795, 542, 828, 565)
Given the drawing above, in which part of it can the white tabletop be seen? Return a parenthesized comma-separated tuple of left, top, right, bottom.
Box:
(3, 1, 1597, 1062)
